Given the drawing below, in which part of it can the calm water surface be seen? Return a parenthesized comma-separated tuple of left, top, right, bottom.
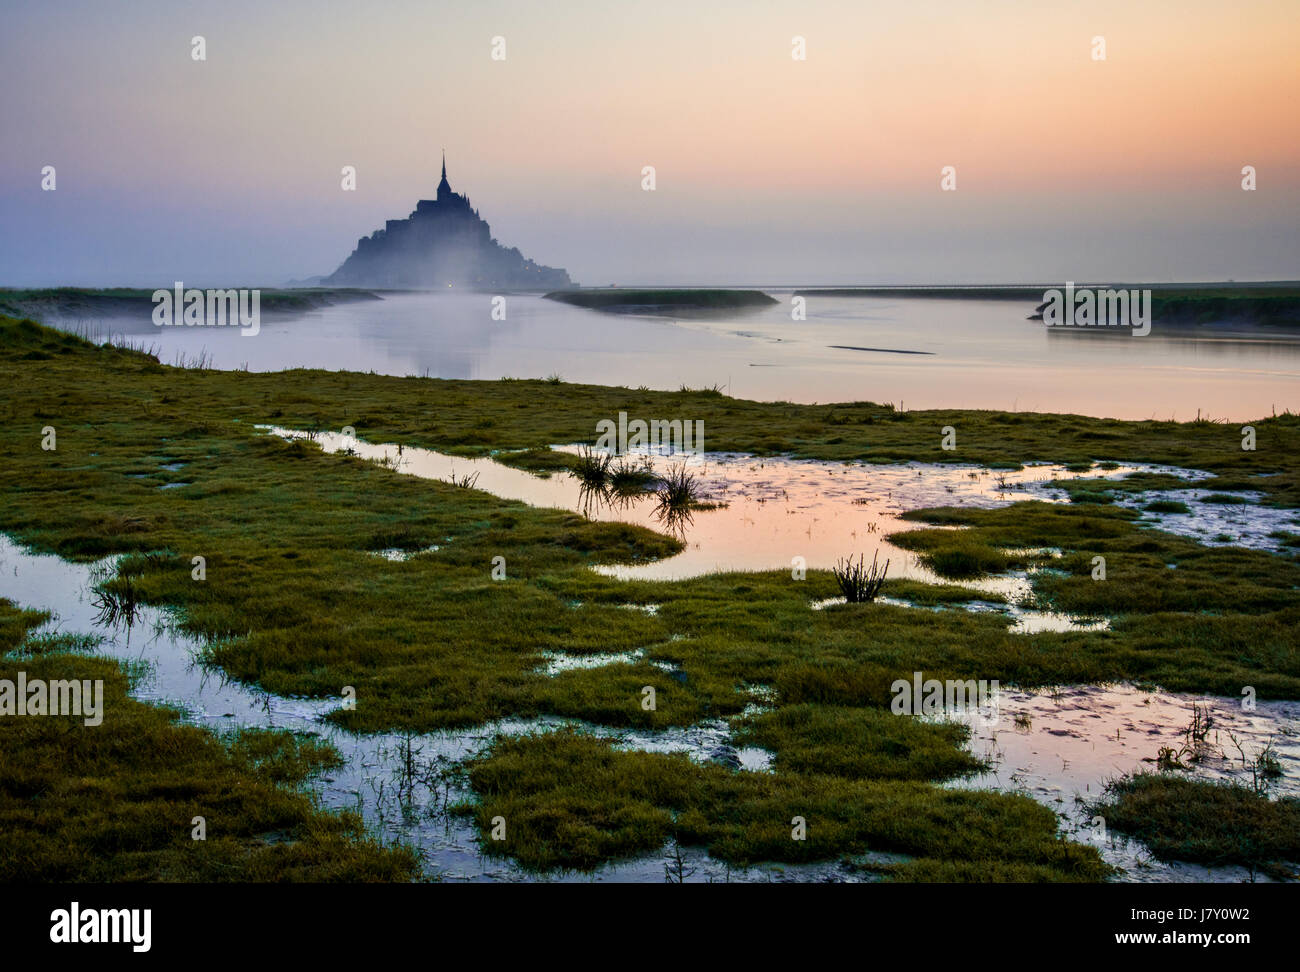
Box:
(47, 291, 1300, 421)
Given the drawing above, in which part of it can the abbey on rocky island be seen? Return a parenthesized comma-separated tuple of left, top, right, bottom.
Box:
(324, 154, 572, 290)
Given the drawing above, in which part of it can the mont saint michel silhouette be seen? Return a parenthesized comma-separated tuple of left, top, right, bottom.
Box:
(325, 154, 572, 290)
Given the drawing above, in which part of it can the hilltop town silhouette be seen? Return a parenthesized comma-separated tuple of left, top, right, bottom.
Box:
(325, 154, 572, 290)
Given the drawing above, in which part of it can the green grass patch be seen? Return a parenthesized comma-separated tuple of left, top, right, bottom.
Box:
(1144, 500, 1190, 514)
(887, 529, 1016, 579)
(734, 705, 985, 781)
(1091, 774, 1300, 877)
(457, 730, 1107, 879)
(1200, 493, 1251, 505)
(492, 447, 577, 476)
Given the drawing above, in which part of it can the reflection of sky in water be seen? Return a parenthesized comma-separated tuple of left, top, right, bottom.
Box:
(266, 426, 1183, 587)
(45, 291, 1300, 420)
(4, 530, 1294, 884)
(951, 684, 1300, 883)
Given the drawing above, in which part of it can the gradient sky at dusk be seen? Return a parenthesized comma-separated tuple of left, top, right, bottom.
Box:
(2, 0, 1298, 286)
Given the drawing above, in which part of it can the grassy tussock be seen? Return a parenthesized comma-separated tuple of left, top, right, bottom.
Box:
(1092, 774, 1300, 878)
(734, 705, 984, 781)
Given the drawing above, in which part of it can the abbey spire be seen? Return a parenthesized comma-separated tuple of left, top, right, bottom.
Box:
(437, 150, 452, 201)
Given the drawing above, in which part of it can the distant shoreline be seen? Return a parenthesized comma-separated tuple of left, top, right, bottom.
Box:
(545, 288, 778, 315)
(797, 283, 1300, 330)
(794, 281, 1300, 299)
(0, 287, 383, 322)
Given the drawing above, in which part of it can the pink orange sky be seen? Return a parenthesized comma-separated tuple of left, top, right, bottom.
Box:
(2, 0, 1297, 285)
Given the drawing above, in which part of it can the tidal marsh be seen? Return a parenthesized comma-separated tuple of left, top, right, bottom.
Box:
(0, 599, 417, 882)
(2, 315, 1298, 880)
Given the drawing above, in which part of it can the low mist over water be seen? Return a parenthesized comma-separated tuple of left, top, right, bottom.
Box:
(48, 290, 1300, 420)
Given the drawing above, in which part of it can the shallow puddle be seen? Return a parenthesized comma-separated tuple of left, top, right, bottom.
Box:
(369, 545, 441, 562)
(263, 426, 1178, 588)
(816, 593, 1110, 634)
(1108, 489, 1297, 552)
(536, 647, 646, 675)
(948, 683, 1300, 882)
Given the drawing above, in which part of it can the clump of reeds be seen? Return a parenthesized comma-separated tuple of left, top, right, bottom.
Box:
(654, 463, 698, 514)
(573, 446, 613, 489)
(1185, 704, 1213, 745)
(609, 455, 656, 496)
(650, 463, 699, 536)
(1157, 703, 1217, 770)
(92, 576, 143, 629)
(832, 551, 889, 603)
(171, 348, 213, 370)
(446, 469, 480, 489)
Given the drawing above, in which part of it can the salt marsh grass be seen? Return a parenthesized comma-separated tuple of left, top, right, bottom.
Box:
(3, 315, 1299, 880)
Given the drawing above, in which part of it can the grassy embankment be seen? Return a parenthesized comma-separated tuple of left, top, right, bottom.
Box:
(1, 315, 1298, 878)
(0, 287, 382, 324)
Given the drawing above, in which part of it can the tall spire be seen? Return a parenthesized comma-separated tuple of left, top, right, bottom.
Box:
(437, 149, 451, 200)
